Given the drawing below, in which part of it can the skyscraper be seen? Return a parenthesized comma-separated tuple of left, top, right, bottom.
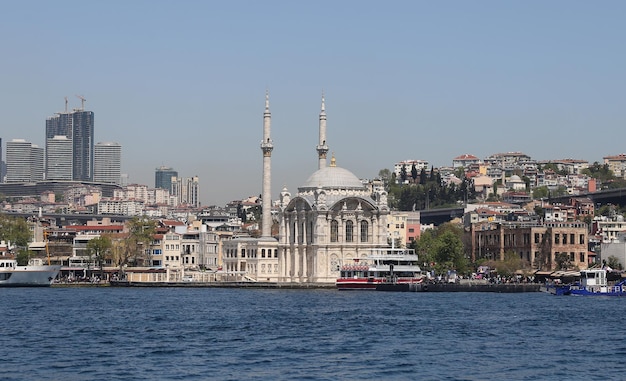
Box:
(171, 176, 199, 207)
(6, 139, 44, 182)
(155, 166, 178, 191)
(45, 108, 94, 181)
(94, 142, 122, 185)
(46, 135, 73, 180)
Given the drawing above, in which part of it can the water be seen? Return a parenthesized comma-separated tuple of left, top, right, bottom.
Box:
(2, 288, 626, 381)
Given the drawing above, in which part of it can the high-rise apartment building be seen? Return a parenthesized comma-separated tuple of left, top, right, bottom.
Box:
(155, 166, 178, 191)
(6, 139, 44, 182)
(93, 142, 122, 185)
(46, 135, 73, 180)
(0, 137, 4, 182)
(45, 108, 94, 181)
(171, 176, 199, 207)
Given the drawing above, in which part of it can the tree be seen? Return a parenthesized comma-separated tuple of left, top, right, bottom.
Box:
(606, 256, 623, 270)
(400, 164, 407, 183)
(87, 235, 112, 280)
(0, 214, 31, 249)
(555, 252, 572, 270)
(419, 168, 427, 185)
(494, 251, 527, 277)
(119, 217, 156, 274)
(411, 164, 418, 183)
(434, 230, 467, 274)
(414, 223, 467, 275)
(378, 168, 392, 190)
(532, 186, 549, 199)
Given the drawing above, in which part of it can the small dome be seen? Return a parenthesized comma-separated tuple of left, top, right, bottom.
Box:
(301, 166, 364, 190)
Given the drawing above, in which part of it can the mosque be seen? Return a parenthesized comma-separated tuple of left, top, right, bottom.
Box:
(222, 92, 391, 284)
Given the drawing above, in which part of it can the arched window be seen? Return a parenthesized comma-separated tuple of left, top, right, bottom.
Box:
(345, 220, 354, 242)
(331, 220, 339, 242)
(360, 220, 369, 242)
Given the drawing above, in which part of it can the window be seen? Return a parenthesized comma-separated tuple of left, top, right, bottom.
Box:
(262, 249, 266, 258)
(331, 220, 338, 242)
(346, 221, 354, 242)
(361, 221, 369, 242)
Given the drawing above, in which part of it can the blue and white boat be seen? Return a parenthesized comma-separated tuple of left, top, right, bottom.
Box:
(556, 268, 626, 296)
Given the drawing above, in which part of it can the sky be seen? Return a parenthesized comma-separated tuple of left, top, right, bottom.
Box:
(1, 1, 625, 206)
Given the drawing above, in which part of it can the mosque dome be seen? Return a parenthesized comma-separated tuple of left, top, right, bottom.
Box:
(300, 165, 364, 190)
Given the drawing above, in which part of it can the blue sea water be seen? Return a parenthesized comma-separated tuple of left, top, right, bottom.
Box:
(2, 287, 626, 381)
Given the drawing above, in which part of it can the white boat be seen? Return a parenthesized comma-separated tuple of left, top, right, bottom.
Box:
(0, 257, 61, 287)
(336, 247, 424, 290)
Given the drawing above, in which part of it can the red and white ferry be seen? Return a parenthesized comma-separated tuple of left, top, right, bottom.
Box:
(336, 247, 424, 290)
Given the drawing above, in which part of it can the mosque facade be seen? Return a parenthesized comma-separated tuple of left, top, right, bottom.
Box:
(222, 93, 391, 284)
(276, 96, 390, 284)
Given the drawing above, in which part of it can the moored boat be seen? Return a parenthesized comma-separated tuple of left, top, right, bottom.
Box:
(0, 257, 61, 287)
(336, 247, 424, 290)
(553, 268, 626, 296)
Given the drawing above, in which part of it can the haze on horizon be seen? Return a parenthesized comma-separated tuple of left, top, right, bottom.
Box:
(1, 1, 624, 206)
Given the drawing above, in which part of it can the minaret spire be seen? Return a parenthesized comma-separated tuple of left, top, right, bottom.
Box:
(260, 90, 274, 238)
(316, 92, 329, 169)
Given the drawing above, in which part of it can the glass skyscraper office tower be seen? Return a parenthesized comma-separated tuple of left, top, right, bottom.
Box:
(45, 109, 94, 181)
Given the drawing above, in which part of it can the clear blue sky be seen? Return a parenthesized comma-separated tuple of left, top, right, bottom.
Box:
(2, 1, 625, 206)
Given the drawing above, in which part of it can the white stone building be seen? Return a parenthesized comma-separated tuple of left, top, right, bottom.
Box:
(277, 96, 390, 284)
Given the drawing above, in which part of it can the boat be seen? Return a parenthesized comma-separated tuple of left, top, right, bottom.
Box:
(0, 257, 61, 287)
(336, 247, 424, 290)
(553, 268, 626, 296)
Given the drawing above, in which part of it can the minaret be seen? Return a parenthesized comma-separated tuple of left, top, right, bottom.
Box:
(316, 93, 329, 169)
(260, 91, 274, 238)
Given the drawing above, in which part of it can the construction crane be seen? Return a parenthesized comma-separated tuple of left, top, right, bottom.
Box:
(76, 94, 86, 110)
(64, 96, 68, 112)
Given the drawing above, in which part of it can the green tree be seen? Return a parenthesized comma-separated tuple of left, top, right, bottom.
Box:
(494, 251, 526, 277)
(555, 252, 572, 270)
(582, 162, 614, 182)
(378, 168, 392, 191)
(434, 230, 467, 274)
(119, 217, 156, 273)
(0, 214, 31, 249)
(419, 168, 427, 185)
(411, 164, 418, 183)
(87, 235, 112, 280)
(606, 256, 623, 270)
(415, 223, 467, 275)
(532, 186, 550, 199)
(400, 164, 407, 183)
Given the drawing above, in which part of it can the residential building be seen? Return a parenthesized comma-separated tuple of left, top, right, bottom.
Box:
(394, 159, 429, 179)
(603, 154, 626, 179)
(452, 154, 481, 169)
(388, 212, 407, 247)
(171, 176, 200, 207)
